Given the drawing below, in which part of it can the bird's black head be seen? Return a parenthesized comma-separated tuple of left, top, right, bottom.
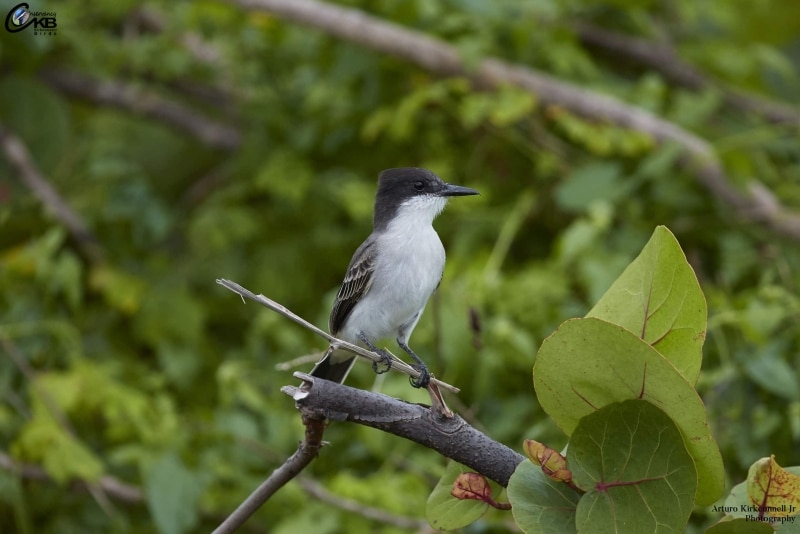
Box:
(372, 168, 479, 231)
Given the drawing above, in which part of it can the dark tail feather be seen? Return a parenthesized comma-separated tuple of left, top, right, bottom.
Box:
(309, 348, 356, 384)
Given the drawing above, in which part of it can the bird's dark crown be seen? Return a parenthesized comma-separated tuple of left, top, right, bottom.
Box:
(378, 167, 445, 199)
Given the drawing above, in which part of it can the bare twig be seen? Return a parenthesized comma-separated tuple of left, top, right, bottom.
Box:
(212, 414, 326, 534)
(297, 476, 432, 531)
(226, 0, 800, 241)
(0, 124, 105, 264)
(575, 23, 800, 125)
(39, 69, 241, 151)
(215, 279, 460, 394)
(287, 373, 525, 487)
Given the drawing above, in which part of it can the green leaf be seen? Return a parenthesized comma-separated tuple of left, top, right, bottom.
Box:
(506, 459, 580, 534)
(587, 226, 707, 384)
(144, 452, 205, 534)
(533, 317, 724, 505)
(570, 400, 697, 533)
(426, 461, 491, 530)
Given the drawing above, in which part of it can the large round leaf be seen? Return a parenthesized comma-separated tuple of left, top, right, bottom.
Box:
(586, 226, 706, 384)
(570, 400, 697, 533)
(533, 317, 723, 505)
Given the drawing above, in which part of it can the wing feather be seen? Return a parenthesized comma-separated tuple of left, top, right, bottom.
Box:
(329, 238, 376, 335)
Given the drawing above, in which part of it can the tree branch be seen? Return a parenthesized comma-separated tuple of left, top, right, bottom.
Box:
(215, 370, 513, 533)
(39, 69, 241, 151)
(286, 374, 525, 487)
(0, 123, 105, 264)
(226, 0, 800, 241)
(212, 414, 326, 534)
(574, 23, 800, 125)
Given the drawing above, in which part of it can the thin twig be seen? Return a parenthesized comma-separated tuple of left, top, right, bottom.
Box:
(216, 279, 460, 394)
(0, 124, 105, 264)
(212, 415, 326, 534)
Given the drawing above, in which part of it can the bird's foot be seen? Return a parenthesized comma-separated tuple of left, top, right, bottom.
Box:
(398, 340, 431, 389)
(371, 348, 394, 374)
(409, 363, 430, 389)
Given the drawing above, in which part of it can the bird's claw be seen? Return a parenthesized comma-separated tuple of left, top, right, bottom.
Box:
(371, 349, 393, 375)
(409, 363, 430, 389)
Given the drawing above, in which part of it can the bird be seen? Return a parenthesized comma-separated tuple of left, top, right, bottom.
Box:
(310, 167, 479, 388)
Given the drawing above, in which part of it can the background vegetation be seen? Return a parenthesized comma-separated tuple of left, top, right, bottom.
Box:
(1, 0, 799, 532)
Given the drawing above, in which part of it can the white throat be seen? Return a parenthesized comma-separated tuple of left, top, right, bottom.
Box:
(388, 195, 448, 231)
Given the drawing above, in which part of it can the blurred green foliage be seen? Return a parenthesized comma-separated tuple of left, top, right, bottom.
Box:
(1, 0, 799, 532)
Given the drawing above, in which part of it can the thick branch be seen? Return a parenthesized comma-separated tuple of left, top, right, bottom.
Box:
(287, 374, 525, 487)
(0, 124, 105, 264)
(39, 69, 241, 151)
(227, 0, 800, 241)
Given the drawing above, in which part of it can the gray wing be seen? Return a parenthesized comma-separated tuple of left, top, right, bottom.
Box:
(329, 237, 376, 335)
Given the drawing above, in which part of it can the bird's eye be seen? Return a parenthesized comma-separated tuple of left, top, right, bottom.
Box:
(413, 181, 425, 191)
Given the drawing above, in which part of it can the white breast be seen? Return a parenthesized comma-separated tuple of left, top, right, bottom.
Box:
(339, 195, 447, 343)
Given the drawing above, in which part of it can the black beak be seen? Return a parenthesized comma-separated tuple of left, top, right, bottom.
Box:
(440, 183, 480, 197)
